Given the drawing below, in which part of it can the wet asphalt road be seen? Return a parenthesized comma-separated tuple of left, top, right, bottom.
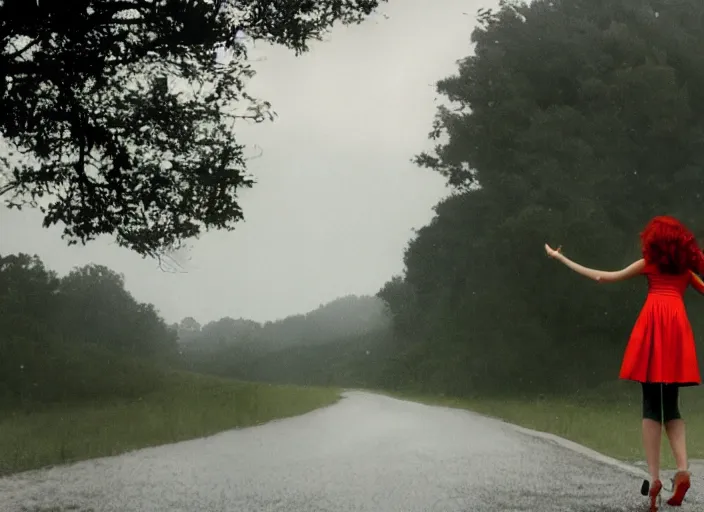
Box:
(1, 391, 702, 512)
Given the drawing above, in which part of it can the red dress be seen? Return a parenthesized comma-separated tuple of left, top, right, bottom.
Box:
(619, 265, 704, 385)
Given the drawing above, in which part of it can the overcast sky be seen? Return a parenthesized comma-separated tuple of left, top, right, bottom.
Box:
(0, 0, 497, 326)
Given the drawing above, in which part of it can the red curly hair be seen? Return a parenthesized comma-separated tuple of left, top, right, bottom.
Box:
(640, 216, 704, 274)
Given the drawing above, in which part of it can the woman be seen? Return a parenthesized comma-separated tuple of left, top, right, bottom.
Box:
(545, 215, 704, 508)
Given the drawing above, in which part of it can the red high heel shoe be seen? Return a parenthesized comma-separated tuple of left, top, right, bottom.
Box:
(667, 470, 691, 506)
(649, 479, 662, 511)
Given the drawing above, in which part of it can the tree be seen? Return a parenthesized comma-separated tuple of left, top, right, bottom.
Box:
(177, 316, 202, 343)
(381, 0, 704, 396)
(198, 316, 261, 347)
(0, 253, 177, 406)
(377, 275, 417, 339)
(57, 263, 175, 354)
(0, 0, 386, 256)
(0, 253, 60, 334)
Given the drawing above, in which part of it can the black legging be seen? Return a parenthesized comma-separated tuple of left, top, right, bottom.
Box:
(642, 383, 681, 423)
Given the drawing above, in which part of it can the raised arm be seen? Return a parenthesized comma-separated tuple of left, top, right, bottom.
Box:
(544, 243, 645, 283)
(690, 271, 704, 295)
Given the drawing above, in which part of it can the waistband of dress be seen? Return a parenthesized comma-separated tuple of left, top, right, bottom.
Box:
(647, 290, 683, 298)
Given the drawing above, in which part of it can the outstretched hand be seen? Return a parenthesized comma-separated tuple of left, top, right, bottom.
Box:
(544, 243, 562, 259)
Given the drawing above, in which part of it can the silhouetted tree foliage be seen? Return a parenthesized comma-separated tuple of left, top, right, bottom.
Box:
(0, 252, 177, 407)
(377, 0, 704, 397)
(0, 0, 385, 256)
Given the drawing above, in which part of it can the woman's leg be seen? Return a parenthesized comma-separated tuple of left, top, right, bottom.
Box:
(662, 384, 691, 506)
(641, 383, 663, 482)
(643, 420, 662, 481)
(662, 384, 687, 472)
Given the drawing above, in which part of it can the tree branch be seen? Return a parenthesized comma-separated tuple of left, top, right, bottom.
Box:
(0, 183, 17, 197)
(7, 36, 42, 59)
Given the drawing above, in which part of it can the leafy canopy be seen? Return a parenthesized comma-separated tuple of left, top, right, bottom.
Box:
(0, 0, 384, 256)
(380, 0, 704, 395)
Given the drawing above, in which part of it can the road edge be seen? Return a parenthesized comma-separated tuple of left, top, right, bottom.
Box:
(358, 390, 649, 479)
(503, 421, 647, 478)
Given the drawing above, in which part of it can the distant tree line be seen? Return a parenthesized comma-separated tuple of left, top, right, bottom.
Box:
(177, 295, 394, 387)
(0, 250, 396, 409)
(176, 295, 390, 351)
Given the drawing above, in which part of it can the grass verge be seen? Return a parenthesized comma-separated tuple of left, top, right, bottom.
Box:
(0, 371, 339, 476)
(385, 382, 704, 466)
